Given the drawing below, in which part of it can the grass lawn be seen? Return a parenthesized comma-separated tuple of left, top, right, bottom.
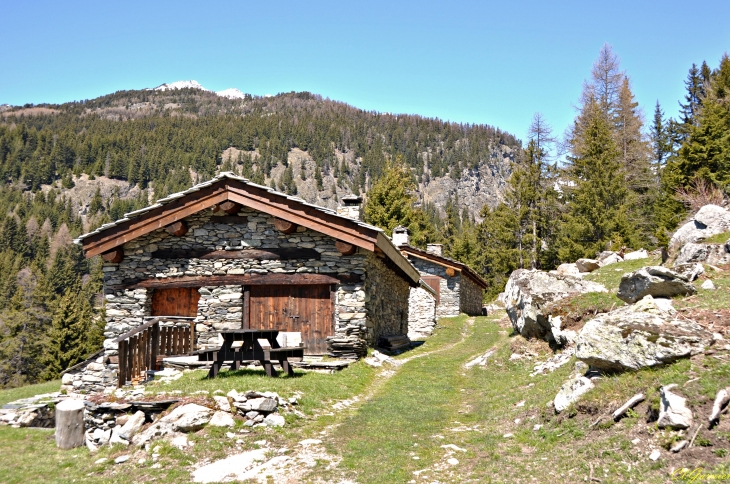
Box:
(0, 380, 61, 406)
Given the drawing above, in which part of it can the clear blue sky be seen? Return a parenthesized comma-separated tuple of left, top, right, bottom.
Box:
(2, 1, 728, 142)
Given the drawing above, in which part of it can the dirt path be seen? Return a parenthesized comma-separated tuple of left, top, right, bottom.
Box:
(192, 318, 479, 483)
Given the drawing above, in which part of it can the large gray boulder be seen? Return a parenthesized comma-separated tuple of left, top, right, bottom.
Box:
(575, 305, 712, 372)
(617, 266, 697, 303)
(504, 269, 607, 344)
(575, 259, 600, 273)
(670, 204, 730, 250)
(675, 242, 730, 267)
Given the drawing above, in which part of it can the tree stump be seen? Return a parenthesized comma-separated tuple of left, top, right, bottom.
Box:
(55, 399, 86, 449)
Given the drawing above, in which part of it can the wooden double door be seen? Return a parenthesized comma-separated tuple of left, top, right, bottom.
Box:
(245, 284, 334, 355)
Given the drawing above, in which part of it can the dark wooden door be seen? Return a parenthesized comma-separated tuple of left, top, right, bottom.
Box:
(247, 285, 333, 355)
(151, 287, 201, 317)
(422, 276, 441, 305)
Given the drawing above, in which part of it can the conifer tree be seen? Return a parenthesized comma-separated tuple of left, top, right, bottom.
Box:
(559, 96, 635, 260)
(43, 282, 86, 379)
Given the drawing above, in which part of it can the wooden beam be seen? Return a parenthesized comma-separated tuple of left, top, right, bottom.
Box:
(101, 248, 124, 263)
(274, 218, 298, 234)
(445, 267, 456, 277)
(150, 248, 321, 260)
(81, 185, 228, 258)
(218, 201, 241, 215)
(225, 183, 377, 249)
(165, 221, 188, 237)
(335, 240, 356, 256)
(126, 273, 341, 289)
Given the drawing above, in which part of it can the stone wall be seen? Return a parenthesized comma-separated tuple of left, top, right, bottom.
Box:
(407, 285, 436, 340)
(459, 275, 484, 316)
(409, 258, 461, 318)
(363, 252, 411, 340)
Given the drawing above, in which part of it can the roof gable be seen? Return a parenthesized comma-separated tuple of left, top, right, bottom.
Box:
(400, 245, 488, 289)
(76, 173, 420, 285)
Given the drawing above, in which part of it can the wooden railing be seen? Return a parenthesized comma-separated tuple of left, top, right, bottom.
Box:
(114, 318, 195, 387)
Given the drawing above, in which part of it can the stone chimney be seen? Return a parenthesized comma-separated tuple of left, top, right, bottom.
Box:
(392, 226, 410, 247)
(426, 243, 444, 257)
(336, 194, 363, 221)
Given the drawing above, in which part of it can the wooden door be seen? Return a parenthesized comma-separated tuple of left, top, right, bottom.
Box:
(151, 287, 201, 317)
(422, 276, 441, 305)
(247, 285, 333, 354)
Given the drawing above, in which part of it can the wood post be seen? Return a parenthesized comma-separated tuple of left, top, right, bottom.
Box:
(55, 400, 86, 449)
(274, 218, 298, 234)
(165, 220, 188, 237)
(101, 248, 124, 263)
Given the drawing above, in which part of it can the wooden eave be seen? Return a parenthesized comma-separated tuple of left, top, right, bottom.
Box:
(400, 245, 488, 289)
(77, 175, 421, 286)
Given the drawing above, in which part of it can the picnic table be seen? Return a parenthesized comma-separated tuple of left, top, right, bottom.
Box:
(195, 329, 305, 378)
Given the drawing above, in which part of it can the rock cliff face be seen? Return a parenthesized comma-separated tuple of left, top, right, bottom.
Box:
(228, 145, 514, 222)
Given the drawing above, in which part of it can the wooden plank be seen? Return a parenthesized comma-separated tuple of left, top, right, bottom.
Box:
(128, 273, 341, 289)
(150, 248, 321, 260)
(151, 324, 159, 371)
(218, 201, 241, 214)
(422, 276, 441, 305)
(151, 288, 200, 317)
(243, 288, 250, 329)
(118, 340, 127, 387)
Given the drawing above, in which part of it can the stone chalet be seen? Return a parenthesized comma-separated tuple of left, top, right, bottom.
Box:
(69, 172, 421, 393)
(392, 227, 487, 339)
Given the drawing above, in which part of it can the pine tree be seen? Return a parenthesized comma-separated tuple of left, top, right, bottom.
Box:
(43, 282, 86, 379)
(650, 101, 670, 173)
(559, 96, 635, 260)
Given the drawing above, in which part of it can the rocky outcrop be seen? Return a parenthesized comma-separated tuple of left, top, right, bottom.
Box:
(673, 262, 705, 282)
(675, 241, 730, 267)
(575, 302, 712, 372)
(504, 269, 607, 344)
(623, 249, 649, 261)
(598, 252, 623, 267)
(670, 204, 730, 250)
(617, 266, 697, 303)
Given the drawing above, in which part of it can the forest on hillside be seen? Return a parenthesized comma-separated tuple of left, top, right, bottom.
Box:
(0, 45, 728, 388)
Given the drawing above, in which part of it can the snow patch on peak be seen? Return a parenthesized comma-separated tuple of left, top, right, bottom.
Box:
(215, 88, 246, 100)
(154, 80, 209, 92)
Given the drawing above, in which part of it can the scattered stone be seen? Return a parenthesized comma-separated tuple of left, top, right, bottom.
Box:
(191, 449, 268, 483)
(502, 433, 514, 438)
(248, 398, 278, 413)
(671, 440, 689, 453)
(623, 249, 649, 261)
(94, 457, 108, 464)
(530, 348, 576, 376)
(465, 348, 495, 369)
(533, 424, 543, 431)
(161, 403, 213, 432)
(515, 400, 526, 407)
(556, 263, 582, 278)
(441, 444, 467, 452)
(598, 251, 623, 266)
(658, 385, 693, 430)
(649, 449, 661, 461)
(114, 455, 130, 464)
(504, 269, 606, 344)
(670, 204, 730, 250)
(554, 375, 595, 413)
(701, 279, 716, 290)
(299, 439, 322, 446)
(109, 427, 130, 447)
(118, 411, 146, 441)
(208, 411, 235, 428)
(676, 242, 730, 267)
(447, 458, 459, 465)
(171, 434, 190, 449)
(576, 306, 712, 372)
(617, 266, 696, 303)
(631, 295, 675, 316)
(709, 388, 730, 426)
(673, 263, 705, 282)
(576, 259, 601, 273)
(213, 396, 231, 413)
(263, 414, 286, 427)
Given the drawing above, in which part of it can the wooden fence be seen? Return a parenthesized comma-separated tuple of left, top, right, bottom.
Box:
(114, 319, 194, 387)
